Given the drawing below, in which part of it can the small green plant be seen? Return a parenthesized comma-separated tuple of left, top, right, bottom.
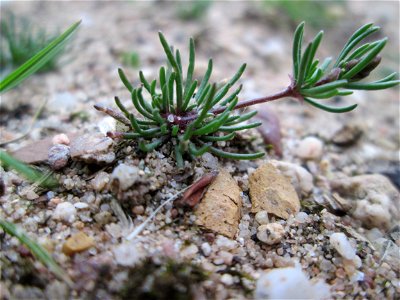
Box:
(0, 13, 66, 72)
(95, 22, 399, 167)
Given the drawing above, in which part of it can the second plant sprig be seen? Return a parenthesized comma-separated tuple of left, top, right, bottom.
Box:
(95, 22, 399, 166)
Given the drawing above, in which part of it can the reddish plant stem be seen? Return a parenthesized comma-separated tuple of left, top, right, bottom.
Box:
(212, 86, 295, 115)
(167, 86, 297, 127)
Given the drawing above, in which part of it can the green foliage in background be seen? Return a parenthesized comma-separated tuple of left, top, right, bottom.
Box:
(0, 20, 81, 93)
(121, 51, 140, 68)
(1, 13, 68, 73)
(263, 0, 346, 28)
(177, 0, 212, 20)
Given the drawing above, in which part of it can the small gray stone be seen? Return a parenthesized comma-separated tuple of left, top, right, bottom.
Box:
(48, 144, 70, 170)
(295, 136, 324, 160)
(110, 164, 140, 191)
(53, 202, 76, 223)
(257, 223, 285, 245)
(330, 232, 356, 260)
(70, 133, 115, 164)
(331, 174, 400, 230)
(255, 211, 269, 225)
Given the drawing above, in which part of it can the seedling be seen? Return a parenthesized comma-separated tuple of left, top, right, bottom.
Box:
(95, 22, 399, 167)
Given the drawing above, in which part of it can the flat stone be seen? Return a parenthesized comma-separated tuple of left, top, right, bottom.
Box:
(62, 232, 94, 255)
(194, 169, 242, 239)
(70, 133, 115, 164)
(330, 174, 400, 230)
(249, 163, 300, 219)
(12, 133, 79, 164)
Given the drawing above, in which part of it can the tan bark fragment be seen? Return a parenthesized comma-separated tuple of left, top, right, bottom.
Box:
(194, 170, 241, 239)
(249, 163, 300, 219)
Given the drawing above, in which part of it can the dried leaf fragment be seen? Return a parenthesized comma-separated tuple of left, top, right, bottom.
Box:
(176, 171, 219, 208)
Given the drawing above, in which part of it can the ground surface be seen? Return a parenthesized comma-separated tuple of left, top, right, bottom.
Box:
(1, 1, 399, 299)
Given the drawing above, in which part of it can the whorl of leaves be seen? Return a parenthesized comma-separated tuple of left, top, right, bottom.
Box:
(108, 33, 264, 167)
(292, 22, 399, 113)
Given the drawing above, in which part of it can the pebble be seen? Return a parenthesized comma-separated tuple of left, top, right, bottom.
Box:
(52, 133, 70, 145)
(330, 174, 400, 230)
(200, 153, 219, 170)
(220, 274, 234, 286)
(257, 223, 285, 245)
(74, 202, 89, 210)
(201, 242, 212, 257)
(255, 265, 331, 299)
(216, 250, 234, 265)
(181, 244, 199, 259)
(90, 171, 110, 192)
(113, 242, 144, 266)
(215, 235, 238, 251)
(270, 160, 314, 196)
(110, 164, 140, 191)
(331, 124, 362, 146)
(132, 205, 145, 215)
(94, 211, 113, 226)
(295, 136, 324, 160)
(255, 211, 269, 225)
(70, 133, 115, 164)
(330, 232, 356, 260)
(249, 163, 300, 219)
(295, 212, 309, 223)
(62, 232, 95, 255)
(52, 202, 77, 223)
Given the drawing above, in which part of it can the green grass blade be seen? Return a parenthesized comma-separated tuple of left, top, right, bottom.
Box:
(0, 150, 58, 188)
(0, 219, 73, 287)
(1, 20, 81, 93)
